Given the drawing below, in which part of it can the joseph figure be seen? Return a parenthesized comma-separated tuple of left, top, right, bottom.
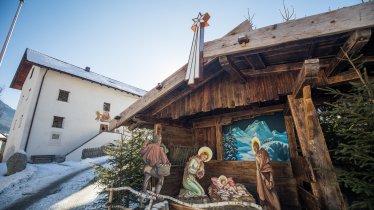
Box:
(252, 137, 281, 210)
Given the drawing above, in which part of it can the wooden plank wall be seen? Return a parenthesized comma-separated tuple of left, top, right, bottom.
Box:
(159, 125, 194, 196)
(156, 71, 298, 119)
(194, 127, 217, 160)
(161, 125, 194, 146)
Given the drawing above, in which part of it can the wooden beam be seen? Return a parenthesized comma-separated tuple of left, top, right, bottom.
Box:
(133, 115, 192, 128)
(288, 86, 346, 209)
(204, 2, 374, 58)
(215, 124, 223, 161)
(327, 70, 359, 85)
(218, 56, 246, 83)
(192, 104, 285, 127)
(224, 20, 251, 36)
(325, 29, 372, 76)
(245, 54, 266, 70)
(292, 59, 320, 97)
(307, 43, 316, 59)
(284, 115, 298, 159)
(298, 186, 320, 210)
(242, 59, 330, 77)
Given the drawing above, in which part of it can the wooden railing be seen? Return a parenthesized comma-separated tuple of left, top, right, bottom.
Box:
(105, 186, 262, 210)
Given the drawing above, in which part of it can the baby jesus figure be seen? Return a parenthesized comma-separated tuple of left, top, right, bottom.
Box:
(208, 175, 254, 202)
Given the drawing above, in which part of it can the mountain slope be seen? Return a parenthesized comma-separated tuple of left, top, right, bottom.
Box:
(0, 100, 15, 134)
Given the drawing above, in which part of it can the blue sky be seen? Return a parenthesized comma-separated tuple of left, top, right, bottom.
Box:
(0, 0, 360, 109)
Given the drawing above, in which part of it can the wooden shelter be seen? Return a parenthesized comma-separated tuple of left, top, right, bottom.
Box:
(110, 3, 374, 210)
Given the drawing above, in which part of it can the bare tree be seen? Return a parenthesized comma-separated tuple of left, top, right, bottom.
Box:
(279, 0, 296, 22)
(244, 8, 255, 30)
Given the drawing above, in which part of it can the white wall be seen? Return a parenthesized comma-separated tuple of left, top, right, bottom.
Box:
(3, 66, 46, 161)
(4, 66, 140, 161)
(65, 131, 122, 161)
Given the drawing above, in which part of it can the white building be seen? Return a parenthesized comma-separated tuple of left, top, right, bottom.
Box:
(3, 49, 146, 162)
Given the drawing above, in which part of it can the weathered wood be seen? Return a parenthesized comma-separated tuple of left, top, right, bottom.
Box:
(298, 186, 320, 210)
(219, 56, 246, 83)
(155, 71, 291, 119)
(162, 125, 193, 147)
(284, 115, 298, 159)
(290, 156, 316, 183)
(288, 93, 321, 199)
(292, 59, 320, 97)
(325, 29, 372, 76)
(194, 127, 217, 160)
(151, 67, 224, 117)
(204, 2, 374, 58)
(192, 104, 284, 128)
(245, 54, 266, 70)
(215, 124, 223, 160)
(327, 69, 360, 85)
(288, 86, 345, 210)
(224, 20, 251, 37)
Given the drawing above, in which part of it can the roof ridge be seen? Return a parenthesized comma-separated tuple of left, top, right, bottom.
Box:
(26, 48, 86, 71)
(88, 70, 146, 92)
(25, 48, 146, 95)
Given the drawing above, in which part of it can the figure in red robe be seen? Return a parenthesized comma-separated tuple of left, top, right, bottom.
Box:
(140, 135, 169, 195)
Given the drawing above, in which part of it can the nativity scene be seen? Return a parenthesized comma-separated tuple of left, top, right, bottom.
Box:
(106, 2, 374, 210)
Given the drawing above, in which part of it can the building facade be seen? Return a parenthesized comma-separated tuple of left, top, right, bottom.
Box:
(3, 49, 145, 161)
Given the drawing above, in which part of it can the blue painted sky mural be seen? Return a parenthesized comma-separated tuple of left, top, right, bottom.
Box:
(223, 112, 289, 161)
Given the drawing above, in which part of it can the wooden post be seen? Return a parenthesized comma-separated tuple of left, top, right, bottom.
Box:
(288, 85, 345, 210)
(215, 122, 223, 160)
(108, 187, 113, 210)
(284, 115, 298, 159)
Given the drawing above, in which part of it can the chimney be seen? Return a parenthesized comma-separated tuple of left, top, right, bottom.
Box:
(85, 66, 90, 72)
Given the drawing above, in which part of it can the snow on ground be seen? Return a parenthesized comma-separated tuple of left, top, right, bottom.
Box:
(28, 164, 106, 210)
(0, 157, 108, 209)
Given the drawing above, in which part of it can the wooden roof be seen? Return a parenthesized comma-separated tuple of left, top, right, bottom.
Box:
(109, 2, 374, 130)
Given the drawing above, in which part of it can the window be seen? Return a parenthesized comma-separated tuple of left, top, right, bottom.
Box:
(58, 90, 70, 102)
(52, 116, 64, 128)
(51, 133, 60, 140)
(103, 102, 110, 112)
(49, 133, 62, 146)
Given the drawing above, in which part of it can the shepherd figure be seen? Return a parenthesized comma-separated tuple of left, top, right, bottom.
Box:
(140, 135, 170, 197)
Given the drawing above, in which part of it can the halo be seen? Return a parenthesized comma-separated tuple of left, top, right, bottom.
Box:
(198, 146, 213, 162)
(218, 175, 228, 185)
(251, 137, 261, 154)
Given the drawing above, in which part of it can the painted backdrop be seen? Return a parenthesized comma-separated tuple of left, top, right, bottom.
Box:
(222, 112, 289, 161)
